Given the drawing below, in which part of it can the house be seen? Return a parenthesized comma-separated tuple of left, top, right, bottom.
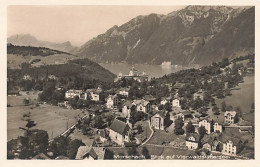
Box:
(201, 134, 221, 152)
(185, 133, 200, 150)
(213, 122, 223, 133)
(224, 111, 237, 124)
(65, 89, 83, 99)
(106, 94, 119, 109)
(109, 118, 132, 145)
(221, 138, 242, 156)
(122, 101, 134, 118)
(23, 74, 32, 80)
(133, 99, 151, 113)
(199, 119, 212, 134)
(118, 87, 130, 97)
(175, 111, 192, 121)
(172, 98, 180, 107)
(75, 146, 107, 160)
(150, 110, 170, 130)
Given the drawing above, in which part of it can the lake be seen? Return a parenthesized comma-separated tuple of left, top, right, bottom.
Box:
(99, 63, 191, 79)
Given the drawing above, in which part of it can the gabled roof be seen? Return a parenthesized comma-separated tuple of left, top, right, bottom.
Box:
(75, 146, 106, 160)
(109, 118, 130, 135)
(152, 110, 168, 119)
(186, 133, 200, 142)
(224, 111, 236, 117)
(143, 95, 156, 101)
(133, 99, 149, 106)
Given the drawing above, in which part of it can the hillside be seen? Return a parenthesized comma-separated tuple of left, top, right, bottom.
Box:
(7, 34, 78, 53)
(7, 45, 116, 83)
(7, 44, 77, 69)
(76, 6, 254, 66)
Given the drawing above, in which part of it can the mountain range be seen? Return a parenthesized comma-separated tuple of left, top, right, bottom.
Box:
(7, 34, 78, 54)
(8, 6, 255, 66)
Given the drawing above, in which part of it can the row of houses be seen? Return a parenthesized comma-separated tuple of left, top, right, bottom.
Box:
(65, 87, 102, 101)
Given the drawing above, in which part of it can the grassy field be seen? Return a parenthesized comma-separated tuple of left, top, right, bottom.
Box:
(7, 94, 85, 141)
(215, 75, 254, 122)
(134, 121, 152, 143)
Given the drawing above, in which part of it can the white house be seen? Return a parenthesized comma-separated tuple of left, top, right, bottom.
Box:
(122, 101, 134, 118)
(224, 111, 237, 124)
(133, 99, 151, 113)
(106, 94, 118, 109)
(118, 88, 130, 97)
(65, 89, 83, 99)
(222, 139, 242, 156)
(75, 146, 107, 160)
(199, 119, 212, 134)
(213, 122, 223, 133)
(160, 98, 168, 105)
(109, 118, 132, 146)
(172, 98, 180, 107)
(86, 88, 102, 101)
(186, 133, 199, 150)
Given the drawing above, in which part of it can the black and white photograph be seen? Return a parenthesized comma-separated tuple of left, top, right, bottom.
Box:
(6, 3, 256, 161)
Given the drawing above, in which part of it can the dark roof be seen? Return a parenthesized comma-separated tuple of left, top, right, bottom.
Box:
(185, 133, 200, 142)
(143, 95, 156, 101)
(100, 129, 108, 138)
(110, 118, 130, 135)
(182, 111, 192, 116)
(152, 110, 168, 119)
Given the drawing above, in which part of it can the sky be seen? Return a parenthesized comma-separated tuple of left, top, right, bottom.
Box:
(8, 6, 186, 46)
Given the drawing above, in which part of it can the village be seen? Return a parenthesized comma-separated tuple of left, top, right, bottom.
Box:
(7, 55, 255, 160)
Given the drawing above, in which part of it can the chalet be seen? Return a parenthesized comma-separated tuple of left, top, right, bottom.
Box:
(133, 99, 151, 113)
(150, 110, 170, 130)
(185, 133, 200, 150)
(213, 122, 223, 133)
(201, 134, 221, 152)
(172, 98, 180, 107)
(224, 111, 237, 124)
(109, 118, 132, 146)
(199, 119, 212, 134)
(75, 146, 107, 160)
(221, 138, 242, 156)
(106, 94, 119, 109)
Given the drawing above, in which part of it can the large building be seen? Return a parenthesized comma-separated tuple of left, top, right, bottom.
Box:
(185, 133, 200, 150)
(118, 67, 148, 82)
(224, 111, 237, 124)
(106, 94, 119, 109)
(150, 110, 170, 130)
(199, 119, 212, 134)
(109, 118, 132, 146)
(221, 138, 242, 156)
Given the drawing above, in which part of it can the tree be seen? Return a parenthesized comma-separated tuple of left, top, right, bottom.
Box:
(94, 115, 103, 129)
(174, 117, 184, 135)
(212, 106, 220, 115)
(186, 121, 195, 134)
(221, 101, 226, 112)
(66, 139, 85, 159)
(235, 106, 242, 117)
(198, 126, 206, 140)
(141, 146, 150, 159)
(127, 147, 138, 157)
(137, 125, 143, 134)
(51, 136, 70, 156)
